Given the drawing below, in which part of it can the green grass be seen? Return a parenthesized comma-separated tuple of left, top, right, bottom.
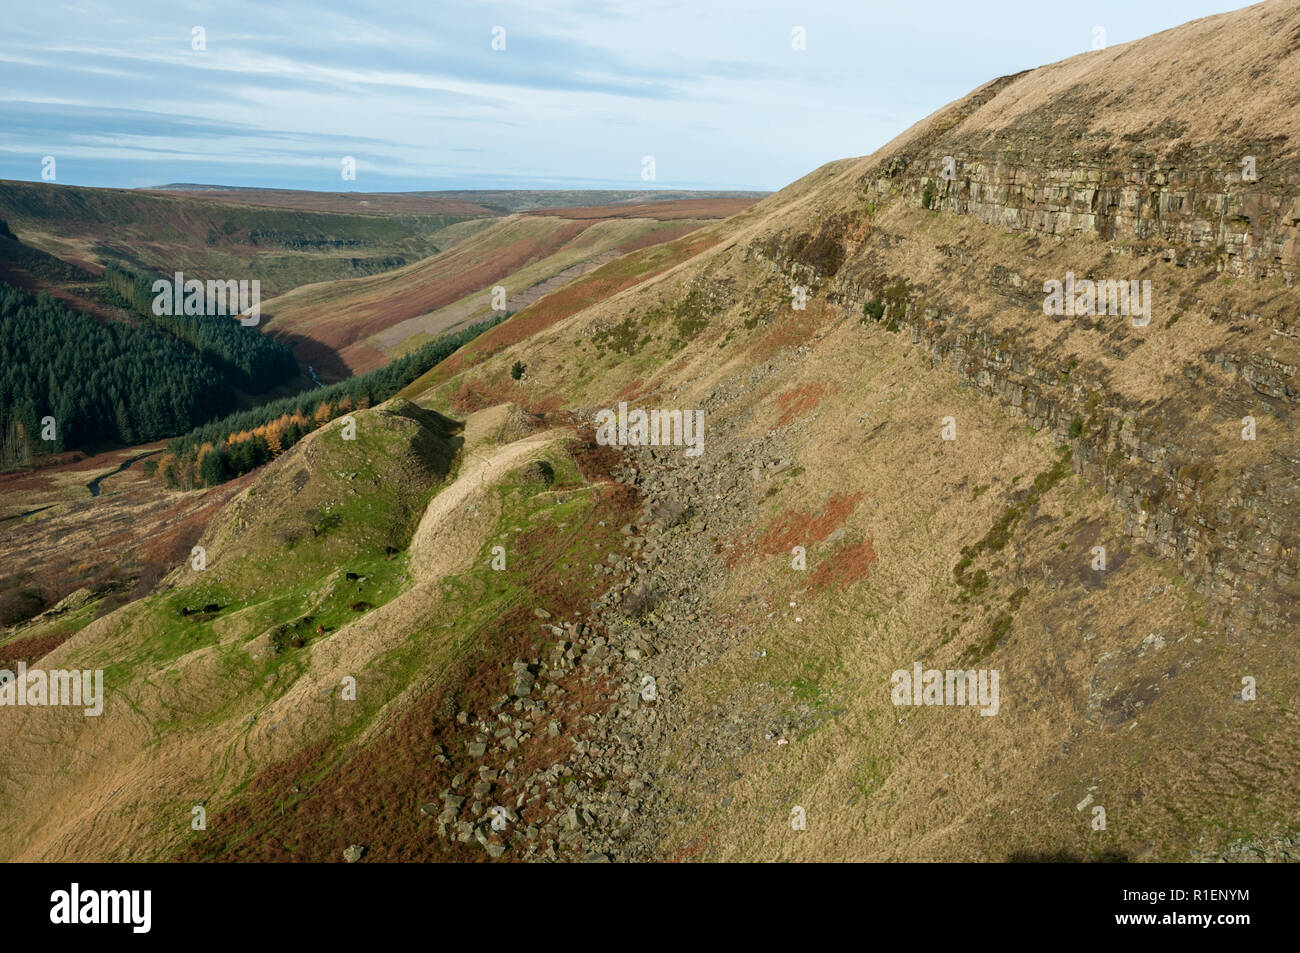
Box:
(171, 433, 637, 858)
(790, 661, 828, 707)
(591, 314, 648, 355)
(94, 408, 454, 712)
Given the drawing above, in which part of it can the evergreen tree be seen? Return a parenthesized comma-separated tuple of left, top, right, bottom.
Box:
(199, 447, 227, 486)
(114, 399, 134, 445)
(103, 263, 297, 393)
(0, 280, 231, 457)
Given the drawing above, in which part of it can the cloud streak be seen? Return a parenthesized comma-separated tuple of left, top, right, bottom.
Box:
(0, 0, 1260, 191)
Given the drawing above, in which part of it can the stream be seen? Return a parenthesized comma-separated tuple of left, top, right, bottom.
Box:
(86, 449, 162, 497)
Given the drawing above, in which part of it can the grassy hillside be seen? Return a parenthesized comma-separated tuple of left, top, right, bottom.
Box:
(0, 399, 461, 858)
(149, 186, 765, 215)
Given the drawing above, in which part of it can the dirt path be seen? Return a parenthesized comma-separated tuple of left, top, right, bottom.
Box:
(409, 426, 569, 579)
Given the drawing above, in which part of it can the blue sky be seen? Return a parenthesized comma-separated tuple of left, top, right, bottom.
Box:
(0, 0, 1259, 193)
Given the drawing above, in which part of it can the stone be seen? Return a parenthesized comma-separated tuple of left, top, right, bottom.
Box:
(511, 664, 535, 697)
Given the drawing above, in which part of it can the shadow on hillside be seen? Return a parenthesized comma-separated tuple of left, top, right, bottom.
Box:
(389, 402, 463, 480)
(263, 324, 353, 383)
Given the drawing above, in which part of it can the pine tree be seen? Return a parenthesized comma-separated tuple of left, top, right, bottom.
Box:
(114, 399, 134, 444)
(198, 446, 226, 486)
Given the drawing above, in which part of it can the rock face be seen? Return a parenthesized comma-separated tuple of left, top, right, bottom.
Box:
(873, 152, 1300, 281)
(736, 24, 1300, 644)
(318, 6, 1300, 863)
(811, 272, 1298, 636)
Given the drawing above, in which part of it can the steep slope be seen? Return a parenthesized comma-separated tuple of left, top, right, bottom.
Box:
(394, 0, 1300, 860)
(0, 398, 461, 858)
(0, 396, 638, 861)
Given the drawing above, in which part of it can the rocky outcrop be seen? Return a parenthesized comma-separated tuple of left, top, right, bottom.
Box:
(817, 269, 1299, 635)
(867, 150, 1300, 281)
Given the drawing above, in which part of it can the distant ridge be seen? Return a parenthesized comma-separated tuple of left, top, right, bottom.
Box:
(146, 184, 770, 214)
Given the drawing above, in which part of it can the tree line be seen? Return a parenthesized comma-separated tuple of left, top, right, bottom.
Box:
(0, 281, 232, 461)
(157, 314, 504, 488)
(103, 263, 297, 393)
(1, 256, 505, 480)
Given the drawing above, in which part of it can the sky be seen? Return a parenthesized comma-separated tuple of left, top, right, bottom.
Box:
(0, 0, 1261, 193)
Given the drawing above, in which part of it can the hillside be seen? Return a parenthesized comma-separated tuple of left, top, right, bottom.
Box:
(0, 180, 480, 295)
(392, 0, 1300, 861)
(0, 185, 761, 384)
(2, 0, 1298, 864)
(259, 198, 756, 380)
